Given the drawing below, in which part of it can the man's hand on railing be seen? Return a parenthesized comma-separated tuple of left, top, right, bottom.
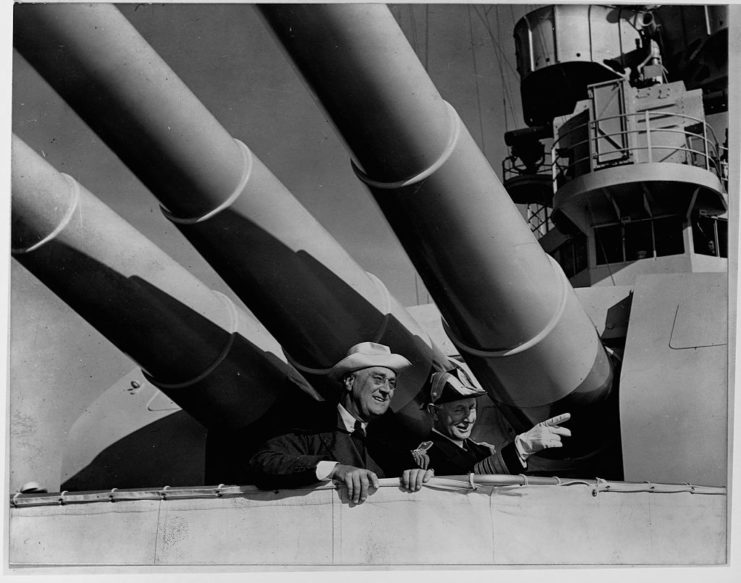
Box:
(331, 464, 379, 504)
(400, 468, 435, 492)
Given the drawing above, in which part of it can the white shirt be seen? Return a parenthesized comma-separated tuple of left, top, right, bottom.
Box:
(337, 403, 367, 433)
(315, 404, 367, 480)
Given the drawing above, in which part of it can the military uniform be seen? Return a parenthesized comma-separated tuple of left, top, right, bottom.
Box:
(421, 430, 521, 475)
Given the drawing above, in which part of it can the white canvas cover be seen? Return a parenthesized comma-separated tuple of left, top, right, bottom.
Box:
(9, 478, 726, 566)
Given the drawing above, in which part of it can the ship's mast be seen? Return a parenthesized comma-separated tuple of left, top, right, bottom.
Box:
(502, 5, 728, 287)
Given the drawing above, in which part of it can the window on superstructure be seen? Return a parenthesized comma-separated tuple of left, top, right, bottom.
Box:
(574, 235, 588, 274)
(550, 233, 588, 277)
(594, 216, 685, 264)
(718, 219, 728, 258)
(692, 215, 727, 257)
(624, 221, 653, 261)
(595, 224, 623, 264)
(653, 216, 685, 257)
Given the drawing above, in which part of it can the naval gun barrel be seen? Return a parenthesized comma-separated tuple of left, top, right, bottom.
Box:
(11, 134, 319, 431)
(261, 5, 617, 472)
(14, 3, 450, 434)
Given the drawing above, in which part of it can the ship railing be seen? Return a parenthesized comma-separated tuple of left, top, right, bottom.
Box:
(551, 110, 725, 191)
(501, 150, 554, 183)
(526, 204, 554, 238)
(501, 153, 555, 237)
(718, 142, 729, 191)
(9, 478, 726, 508)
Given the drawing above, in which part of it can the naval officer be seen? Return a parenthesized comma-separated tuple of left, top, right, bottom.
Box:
(412, 368, 572, 475)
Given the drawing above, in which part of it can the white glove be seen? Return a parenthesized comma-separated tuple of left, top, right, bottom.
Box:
(515, 413, 572, 461)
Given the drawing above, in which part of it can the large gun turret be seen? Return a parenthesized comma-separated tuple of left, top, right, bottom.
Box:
(261, 4, 620, 477)
(12, 134, 319, 432)
(14, 3, 451, 436)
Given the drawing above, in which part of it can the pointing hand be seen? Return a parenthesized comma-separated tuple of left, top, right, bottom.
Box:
(515, 413, 572, 460)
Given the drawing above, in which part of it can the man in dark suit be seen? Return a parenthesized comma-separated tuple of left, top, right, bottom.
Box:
(412, 367, 572, 475)
(249, 342, 434, 504)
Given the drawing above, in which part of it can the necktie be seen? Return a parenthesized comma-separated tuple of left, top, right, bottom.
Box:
(351, 420, 367, 466)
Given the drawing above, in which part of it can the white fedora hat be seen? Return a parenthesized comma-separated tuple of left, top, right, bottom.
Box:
(329, 342, 411, 380)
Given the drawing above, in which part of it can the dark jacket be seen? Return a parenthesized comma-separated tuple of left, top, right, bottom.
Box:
(249, 402, 413, 490)
(423, 431, 521, 476)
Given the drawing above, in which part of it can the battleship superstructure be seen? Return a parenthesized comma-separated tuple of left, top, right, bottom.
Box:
(8, 3, 730, 567)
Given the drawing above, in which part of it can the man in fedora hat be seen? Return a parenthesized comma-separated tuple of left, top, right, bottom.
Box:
(412, 368, 572, 475)
(249, 342, 434, 504)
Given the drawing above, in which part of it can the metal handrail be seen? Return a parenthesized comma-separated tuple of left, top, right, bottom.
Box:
(527, 203, 553, 237)
(9, 477, 726, 508)
(558, 142, 723, 174)
(551, 109, 724, 190)
(554, 110, 721, 148)
(502, 151, 553, 182)
(555, 126, 721, 168)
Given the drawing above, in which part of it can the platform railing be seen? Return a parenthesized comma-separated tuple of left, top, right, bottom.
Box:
(501, 153, 556, 237)
(501, 150, 553, 183)
(9, 477, 726, 508)
(526, 204, 554, 237)
(551, 110, 724, 191)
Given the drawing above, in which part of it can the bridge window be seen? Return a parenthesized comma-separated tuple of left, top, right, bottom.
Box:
(654, 216, 685, 256)
(692, 215, 727, 257)
(550, 234, 588, 277)
(595, 216, 685, 264)
(624, 221, 653, 261)
(595, 224, 623, 264)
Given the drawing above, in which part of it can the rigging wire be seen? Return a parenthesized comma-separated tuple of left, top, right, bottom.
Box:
(479, 5, 521, 81)
(496, 4, 523, 130)
(408, 4, 418, 58)
(423, 3, 431, 304)
(589, 196, 618, 286)
(467, 5, 488, 156)
(425, 3, 430, 72)
(403, 3, 431, 305)
(474, 5, 519, 131)
(495, 5, 517, 132)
